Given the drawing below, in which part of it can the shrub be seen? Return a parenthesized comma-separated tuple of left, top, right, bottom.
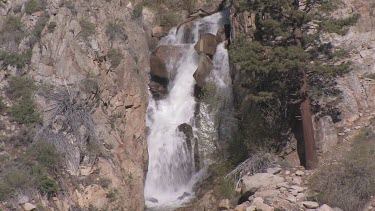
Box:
(13, 4, 23, 13)
(0, 15, 25, 44)
(79, 19, 96, 39)
(5, 76, 36, 100)
(26, 0, 41, 14)
(10, 97, 41, 124)
(132, 3, 143, 19)
(64, 1, 77, 15)
(160, 12, 180, 28)
(107, 48, 123, 68)
(0, 168, 31, 201)
(0, 50, 31, 68)
(8, 127, 35, 147)
(32, 14, 49, 38)
(38, 176, 59, 196)
(99, 178, 111, 189)
(365, 73, 375, 80)
(105, 21, 128, 41)
(0, 96, 6, 113)
(26, 142, 60, 169)
(309, 128, 375, 211)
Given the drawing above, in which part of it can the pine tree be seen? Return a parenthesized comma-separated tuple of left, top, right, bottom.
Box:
(230, 0, 359, 169)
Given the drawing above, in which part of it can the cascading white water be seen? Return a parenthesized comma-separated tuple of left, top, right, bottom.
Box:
(145, 11, 231, 210)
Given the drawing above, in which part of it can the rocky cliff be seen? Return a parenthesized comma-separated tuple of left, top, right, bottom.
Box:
(0, 0, 149, 210)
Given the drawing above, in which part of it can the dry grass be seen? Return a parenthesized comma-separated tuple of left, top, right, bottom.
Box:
(309, 127, 375, 211)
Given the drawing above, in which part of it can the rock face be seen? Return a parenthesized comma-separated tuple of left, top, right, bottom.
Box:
(178, 123, 194, 152)
(150, 45, 188, 79)
(0, 0, 150, 210)
(194, 33, 218, 57)
(315, 116, 338, 153)
(193, 54, 213, 88)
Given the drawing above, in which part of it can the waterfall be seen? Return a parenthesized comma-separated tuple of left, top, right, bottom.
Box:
(145, 11, 231, 210)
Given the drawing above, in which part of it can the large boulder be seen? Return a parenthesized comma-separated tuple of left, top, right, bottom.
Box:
(315, 116, 338, 154)
(193, 54, 213, 88)
(150, 45, 188, 79)
(149, 80, 168, 100)
(241, 173, 285, 194)
(194, 33, 218, 57)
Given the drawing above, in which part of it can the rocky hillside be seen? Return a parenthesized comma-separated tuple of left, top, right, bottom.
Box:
(0, 0, 374, 210)
(0, 0, 150, 210)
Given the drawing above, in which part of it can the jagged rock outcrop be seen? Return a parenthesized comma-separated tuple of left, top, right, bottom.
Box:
(194, 33, 218, 57)
(0, 0, 149, 210)
(193, 53, 213, 88)
(150, 45, 188, 79)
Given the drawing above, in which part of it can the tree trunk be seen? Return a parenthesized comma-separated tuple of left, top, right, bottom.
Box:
(300, 71, 318, 169)
(294, 23, 318, 169)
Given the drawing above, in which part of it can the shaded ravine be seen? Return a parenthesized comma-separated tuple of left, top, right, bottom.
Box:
(145, 11, 231, 210)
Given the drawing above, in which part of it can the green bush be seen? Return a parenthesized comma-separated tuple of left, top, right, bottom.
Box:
(105, 21, 128, 41)
(0, 96, 6, 113)
(160, 12, 180, 28)
(5, 76, 36, 100)
(10, 97, 41, 124)
(26, 142, 60, 169)
(0, 15, 25, 44)
(107, 48, 123, 68)
(309, 128, 375, 211)
(79, 19, 96, 39)
(0, 50, 31, 68)
(64, 1, 77, 15)
(38, 176, 59, 195)
(132, 3, 143, 19)
(365, 73, 375, 80)
(25, 0, 42, 14)
(32, 15, 49, 38)
(0, 169, 31, 201)
(99, 178, 111, 189)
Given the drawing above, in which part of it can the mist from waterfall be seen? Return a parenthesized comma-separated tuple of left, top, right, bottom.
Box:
(145, 11, 231, 210)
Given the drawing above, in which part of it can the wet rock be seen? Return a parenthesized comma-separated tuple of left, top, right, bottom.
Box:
(149, 80, 168, 100)
(178, 192, 191, 200)
(194, 138, 201, 171)
(193, 54, 213, 88)
(178, 123, 194, 152)
(241, 173, 285, 194)
(216, 26, 228, 43)
(194, 33, 218, 57)
(150, 45, 187, 79)
(302, 201, 319, 209)
(146, 197, 159, 203)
